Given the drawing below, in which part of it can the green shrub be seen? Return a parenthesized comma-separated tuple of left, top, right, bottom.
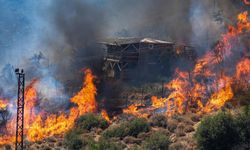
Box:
(236, 105, 250, 148)
(150, 114, 168, 128)
(195, 112, 239, 150)
(103, 118, 150, 138)
(142, 132, 170, 150)
(127, 118, 150, 137)
(87, 138, 123, 150)
(64, 129, 84, 150)
(243, 105, 250, 115)
(76, 113, 109, 131)
(102, 124, 129, 138)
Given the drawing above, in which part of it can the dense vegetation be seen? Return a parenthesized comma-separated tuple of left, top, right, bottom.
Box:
(64, 129, 85, 150)
(196, 106, 250, 150)
(87, 138, 123, 150)
(76, 113, 109, 131)
(64, 113, 110, 150)
(142, 132, 170, 150)
(103, 118, 150, 139)
(63, 104, 250, 150)
(195, 112, 238, 150)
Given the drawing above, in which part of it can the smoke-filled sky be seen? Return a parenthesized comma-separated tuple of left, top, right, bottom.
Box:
(0, 0, 248, 81)
(0, 0, 248, 111)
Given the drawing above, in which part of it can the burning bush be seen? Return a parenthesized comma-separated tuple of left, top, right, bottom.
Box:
(142, 132, 170, 150)
(76, 113, 109, 131)
(195, 112, 239, 150)
(103, 118, 150, 139)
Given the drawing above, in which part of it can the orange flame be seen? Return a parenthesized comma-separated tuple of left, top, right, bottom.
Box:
(244, 0, 250, 5)
(0, 99, 8, 109)
(101, 109, 110, 122)
(236, 57, 250, 80)
(0, 68, 98, 144)
(26, 68, 97, 141)
(123, 104, 149, 118)
(147, 11, 250, 116)
(203, 75, 234, 113)
(24, 79, 38, 129)
(0, 99, 15, 145)
(151, 96, 167, 108)
(70, 68, 97, 116)
(123, 104, 139, 114)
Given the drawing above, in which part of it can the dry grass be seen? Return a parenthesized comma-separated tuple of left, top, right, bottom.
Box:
(175, 123, 186, 137)
(167, 120, 178, 133)
(184, 125, 195, 133)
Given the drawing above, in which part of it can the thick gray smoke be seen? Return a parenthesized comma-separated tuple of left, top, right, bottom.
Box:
(0, 0, 248, 110)
(40, 0, 108, 91)
(45, 0, 246, 82)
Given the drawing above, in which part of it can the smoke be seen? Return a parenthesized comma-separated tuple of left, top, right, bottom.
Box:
(189, 1, 221, 50)
(36, 0, 108, 91)
(0, 0, 248, 108)
(105, 0, 193, 42)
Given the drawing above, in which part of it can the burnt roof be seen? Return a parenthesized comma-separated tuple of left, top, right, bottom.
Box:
(100, 37, 174, 46)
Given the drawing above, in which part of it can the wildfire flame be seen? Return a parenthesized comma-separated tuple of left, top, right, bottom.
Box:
(24, 79, 38, 129)
(123, 103, 149, 118)
(203, 75, 234, 113)
(0, 68, 98, 144)
(27, 68, 97, 141)
(236, 57, 250, 80)
(0, 11, 250, 146)
(151, 96, 167, 108)
(122, 11, 250, 119)
(101, 109, 110, 122)
(0, 99, 8, 109)
(70, 69, 97, 116)
(244, 0, 250, 5)
(148, 11, 250, 116)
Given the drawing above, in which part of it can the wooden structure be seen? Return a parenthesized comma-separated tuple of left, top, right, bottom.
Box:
(100, 37, 196, 80)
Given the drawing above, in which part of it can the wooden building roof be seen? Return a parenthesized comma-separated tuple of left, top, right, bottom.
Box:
(100, 37, 174, 46)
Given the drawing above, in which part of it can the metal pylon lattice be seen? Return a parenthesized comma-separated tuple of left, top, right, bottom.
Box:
(15, 69, 25, 150)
